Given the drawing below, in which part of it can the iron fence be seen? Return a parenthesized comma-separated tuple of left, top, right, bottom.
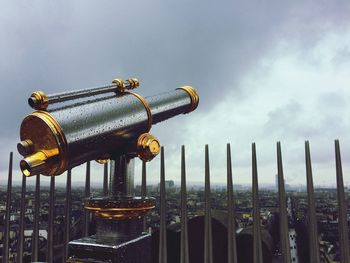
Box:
(1, 140, 349, 263)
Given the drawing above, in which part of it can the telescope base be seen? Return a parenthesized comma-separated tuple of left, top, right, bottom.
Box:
(67, 233, 151, 263)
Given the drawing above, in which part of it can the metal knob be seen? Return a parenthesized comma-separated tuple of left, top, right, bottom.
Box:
(136, 133, 160, 162)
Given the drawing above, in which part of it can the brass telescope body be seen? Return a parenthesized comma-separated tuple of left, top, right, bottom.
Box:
(18, 81, 198, 177)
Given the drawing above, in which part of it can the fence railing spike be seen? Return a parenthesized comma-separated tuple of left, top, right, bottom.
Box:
(32, 174, 40, 261)
(252, 143, 263, 263)
(335, 140, 350, 263)
(47, 175, 55, 263)
(159, 147, 168, 263)
(84, 161, 91, 236)
(63, 169, 72, 262)
(3, 152, 13, 263)
(180, 145, 189, 263)
(227, 143, 238, 263)
(305, 141, 321, 263)
(204, 144, 213, 263)
(277, 142, 291, 263)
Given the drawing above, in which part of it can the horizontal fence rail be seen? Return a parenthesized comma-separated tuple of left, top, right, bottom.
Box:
(1, 140, 349, 263)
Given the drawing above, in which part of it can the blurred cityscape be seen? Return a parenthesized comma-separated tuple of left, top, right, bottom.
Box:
(0, 181, 349, 263)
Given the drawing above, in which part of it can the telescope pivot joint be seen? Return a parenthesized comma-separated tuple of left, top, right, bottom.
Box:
(112, 78, 140, 94)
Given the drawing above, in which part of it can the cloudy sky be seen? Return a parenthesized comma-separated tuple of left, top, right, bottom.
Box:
(1, 1, 350, 187)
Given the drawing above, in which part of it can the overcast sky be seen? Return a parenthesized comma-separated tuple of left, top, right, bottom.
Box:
(1, 1, 350, 187)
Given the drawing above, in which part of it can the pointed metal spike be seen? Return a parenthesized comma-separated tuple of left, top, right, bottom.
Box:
(3, 152, 13, 263)
(227, 144, 238, 263)
(252, 143, 263, 263)
(103, 162, 108, 196)
(141, 161, 147, 198)
(335, 140, 350, 263)
(305, 141, 321, 263)
(17, 173, 26, 263)
(180, 145, 189, 263)
(159, 147, 167, 263)
(31, 174, 40, 261)
(204, 144, 213, 263)
(47, 175, 55, 263)
(277, 142, 291, 263)
(84, 161, 91, 236)
(63, 169, 72, 262)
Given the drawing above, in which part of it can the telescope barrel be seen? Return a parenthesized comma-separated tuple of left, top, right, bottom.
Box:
(18, 85, 199, 177)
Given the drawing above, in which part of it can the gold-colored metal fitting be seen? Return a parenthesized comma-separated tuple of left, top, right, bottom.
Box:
(177, 86, 199, 113)
(19, 111, 68, 176)
(95, 158, 109, 164)
(126, 78, 139, 89)
(28, 91, 49, 110)
(17, 139, 34, 156)
(85, 197, 155, 220)
(137, 133, 160, 162)
(112, 78, 139, 93)
(20, 149, 58, 177)
(112, 78, 125, 93)
(126, 92, 153, 131)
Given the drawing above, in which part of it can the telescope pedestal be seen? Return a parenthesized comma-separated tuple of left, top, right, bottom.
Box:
(67, 232, 151, 263)
(67, 156, 154, 263)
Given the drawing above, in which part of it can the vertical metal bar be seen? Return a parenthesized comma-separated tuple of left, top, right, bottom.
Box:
(31, 174, 40, 261)
(110, 156, 132, 197)
(277, 142, 291, 263)
(227, 144, 238, 263)
(159, 147, 167, 263)
(47, 175, 55, 263)
(62, 169, 72, 262)
(335, 140, 350, 263)
(142, 161, 147, 232)
(305, 141, 321, 263)
(3, 152, 13, 263)
(109, 160, 115, 196)
(84, 161, 91, 236)
(141, 161, 147, 198)
(204, 144, 213, 263)
(180, 145, 189, 263)
(17, 173, 26, 263)
(103, 163, 108, 196)
(252, 143, 263, 263)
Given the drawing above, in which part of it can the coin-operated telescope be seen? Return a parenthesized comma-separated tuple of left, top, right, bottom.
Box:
(17, 78, 199, 263)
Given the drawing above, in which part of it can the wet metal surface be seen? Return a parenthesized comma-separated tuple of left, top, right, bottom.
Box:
(51, 94, 148, 168)
(44, 84, 117, 106)
(146, 89, 192, 124)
